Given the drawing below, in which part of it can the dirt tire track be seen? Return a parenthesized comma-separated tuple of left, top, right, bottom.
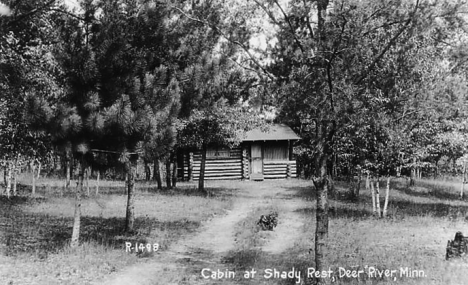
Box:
(170, 199, 263, 256)
(97, 199, 264, 285)
(96, 181, 309, 285)
(262, 199, 308, 254)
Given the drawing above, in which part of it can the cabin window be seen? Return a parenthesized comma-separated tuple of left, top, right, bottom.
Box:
(264, 141, 288, 161)
(206, 146, 231, 158)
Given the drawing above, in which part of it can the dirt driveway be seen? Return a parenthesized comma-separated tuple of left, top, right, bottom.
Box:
(96, 180, 312, 285)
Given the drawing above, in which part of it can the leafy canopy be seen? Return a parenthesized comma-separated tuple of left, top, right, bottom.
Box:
(177, 99, 265, 149)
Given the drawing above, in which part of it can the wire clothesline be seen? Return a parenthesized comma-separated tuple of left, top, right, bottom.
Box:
(90, 149, 143, 155)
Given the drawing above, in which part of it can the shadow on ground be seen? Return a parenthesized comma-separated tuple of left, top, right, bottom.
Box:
(0, 196, 199, 258)
(282, 185, 316, 201)
(284, 178, 468, 220)
(392, 180, 463, 201)
(13, 183, 236, 199)
(294, 205, 374, 220)
(294, 198, 468, 220)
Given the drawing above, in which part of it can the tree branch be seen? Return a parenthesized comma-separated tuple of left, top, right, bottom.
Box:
(302, 0, 315, 39)
(354, 0, 420, 85)
(326, 14, 347, 113)
(229, 58, 260, 74)
(362, 5, 386, 25)
(49, 8, 86, 21)
(272, 0, 305, 54)
(172, 6, 275, 81)
(361, 19, 410, 37)
(7, 0, 57, 27)
(252, 0, 281, 27)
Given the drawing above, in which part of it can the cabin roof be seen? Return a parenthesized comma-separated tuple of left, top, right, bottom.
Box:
(243, 124, 301, 141)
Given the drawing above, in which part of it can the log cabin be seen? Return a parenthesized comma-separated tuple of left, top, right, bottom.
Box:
(177, 124, 300, 181)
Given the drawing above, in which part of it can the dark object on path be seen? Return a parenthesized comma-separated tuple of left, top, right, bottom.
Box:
(446, 231, 468, 260)
(257, 212, 278, 231)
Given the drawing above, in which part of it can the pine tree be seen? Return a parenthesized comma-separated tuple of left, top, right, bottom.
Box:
(23, 0, 179, 240)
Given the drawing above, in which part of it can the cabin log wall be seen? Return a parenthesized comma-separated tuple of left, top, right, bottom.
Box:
(179, 144, 297, 181)
(191, 147, 243, 180)
(263, 160, 297, 179)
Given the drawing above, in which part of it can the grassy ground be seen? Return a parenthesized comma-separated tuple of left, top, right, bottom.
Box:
(291, 178, 468, 285)
(0, 178, 233, 285)
(2, 177, 468, 285)
(180, 178, 468, 285)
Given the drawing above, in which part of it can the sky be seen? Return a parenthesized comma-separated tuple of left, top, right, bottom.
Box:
(0, 1, 11, 16)
(64, 0, 80, 11)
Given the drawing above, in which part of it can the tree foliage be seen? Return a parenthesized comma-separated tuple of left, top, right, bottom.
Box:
(213, 0, 468, 279)
(177, 98, 265, 191)
(1, 0, 468, 266)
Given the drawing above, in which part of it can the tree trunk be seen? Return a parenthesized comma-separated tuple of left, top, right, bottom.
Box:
(12, 168, 17, 196)
(461, 161, 466, 199)
(198, 144, 207, 192)
(329, 176, 336, 215)
(153, 159, 162, 190)
(12, 156, 19, 196)
(313, 156, 329, 285)
(383, 176, 390, 217)
(355, 171, 362, 199)
(172, 158, 178, 188)
(409, 158, 416, 186)
(365, 171, 370, 190)
(165, 160, 172, 189)
(409, 171, 415, 186)
(31, 162, 36, 195)
(371, 179, 376, 216)
(65, 155, 71, 188)
(37, 161, 42, 179)
(349, 171, 362, 201)
(376, 177, 381, 218)
(70, 157, 84, 248)
(85, 167, 90, 196)
(311, 117, 334, 285)
(5, 163, 11, 198)
(312, 1, 332, 281)
(145, 161, 151, 181)
(135, 162, 139, 180)
(125, 161, 136, 233)
(70, 158, 74, 182)
(349, 178, 356, 200)
(333, 154, 337, 177)
(95, 171, 100, 196)
(53, 154, 58, 175)
(189, 152, 194, 181)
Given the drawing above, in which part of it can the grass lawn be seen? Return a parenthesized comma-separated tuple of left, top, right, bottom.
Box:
(2, 177, 468, 285)
(190, 178, 468, 285)
(0, 178, 233, 285)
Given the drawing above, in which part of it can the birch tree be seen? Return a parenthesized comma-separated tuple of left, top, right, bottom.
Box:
(1, 0, 59, 196)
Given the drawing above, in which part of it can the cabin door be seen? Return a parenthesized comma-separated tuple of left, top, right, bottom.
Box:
(250, 143, 263, 178)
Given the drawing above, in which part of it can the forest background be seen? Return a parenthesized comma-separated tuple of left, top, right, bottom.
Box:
(2, 0, 468, 283)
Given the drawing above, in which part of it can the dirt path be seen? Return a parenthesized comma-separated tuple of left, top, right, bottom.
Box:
(169, 199, 262, 256)
(97, 181, 309, 285)
(262, 199, 308, 254)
